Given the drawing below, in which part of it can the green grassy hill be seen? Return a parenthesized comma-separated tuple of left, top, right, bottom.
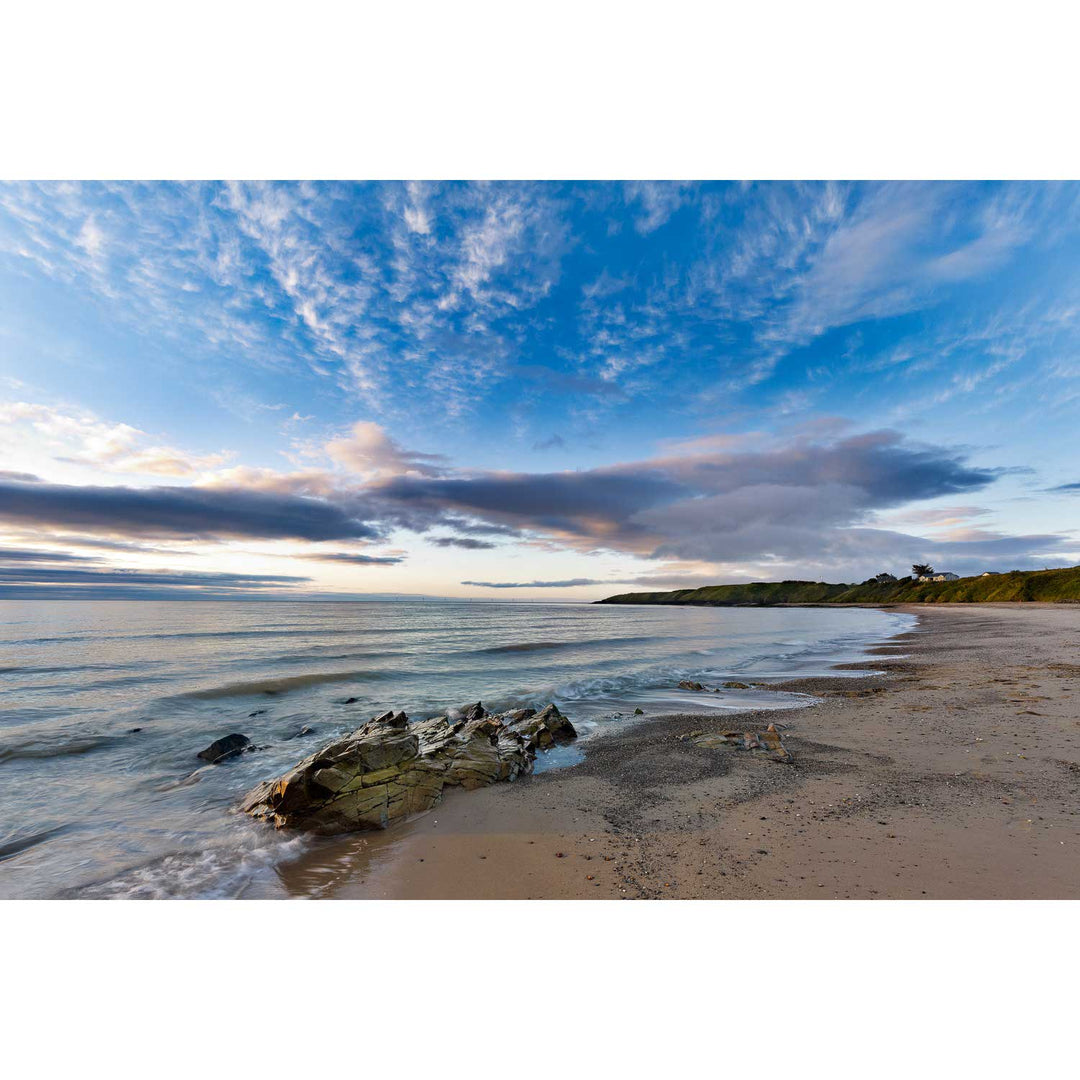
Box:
(598, 580, 851, 606)
(597, 565, 1080, 606)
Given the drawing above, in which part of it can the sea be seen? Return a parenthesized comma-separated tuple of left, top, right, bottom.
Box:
(0, 599, 915, 898)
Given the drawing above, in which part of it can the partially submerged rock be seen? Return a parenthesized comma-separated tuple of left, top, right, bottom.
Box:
(679, 678, 753, 692)
(498, 704, 576, 750)
(679, 723, 794, 764)
(283, 725, 315, 740)
(197, 733, 251, 763)
(241, 702, 577, 833)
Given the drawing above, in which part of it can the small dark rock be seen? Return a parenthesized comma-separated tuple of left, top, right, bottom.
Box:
(128, 727, 142, 734)
(197, 733, 251, 763)
(284, 725, 314, 740)
(634, 707, 644, 715)
(723, 681, 751, 690)
(342, 697, 359, 705)
(248, 709, 268, 718)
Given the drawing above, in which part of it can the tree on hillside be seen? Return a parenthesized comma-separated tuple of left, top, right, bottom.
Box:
(912, 563, 934, 577)
(875, 572, 897, 583)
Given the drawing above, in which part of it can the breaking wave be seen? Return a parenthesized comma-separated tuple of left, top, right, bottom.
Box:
(68, 831, 311, 899)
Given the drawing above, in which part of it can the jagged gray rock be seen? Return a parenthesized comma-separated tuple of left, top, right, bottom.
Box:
(241, 702, 576, 833)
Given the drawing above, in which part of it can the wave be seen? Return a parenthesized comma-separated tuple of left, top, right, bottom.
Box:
(81, 674, 175, 691)
(0, 663, 139, 676)
(0, 733, 120, 763)
(475, 640, 568, 654)
(273, 649, 396, 664)
(472, 634, 665, 655)
(68, 830, 311, 899)
(6, 627, 361, 646)
(0, 705, 81, 727)
(4, 618, 609, 649)
(0, 824, 71, 863)
(6, 635, 99, 645)
(23, 623, 481, 646)
(178, 669, 388, 700)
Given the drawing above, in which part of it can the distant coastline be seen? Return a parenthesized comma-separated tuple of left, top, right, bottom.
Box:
(597, 564, 1080, 606)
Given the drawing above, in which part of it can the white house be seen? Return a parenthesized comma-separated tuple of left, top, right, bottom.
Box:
(913, 571, 959, 582)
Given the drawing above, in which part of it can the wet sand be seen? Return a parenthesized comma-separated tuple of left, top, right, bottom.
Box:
(273, 604, 1080, 899)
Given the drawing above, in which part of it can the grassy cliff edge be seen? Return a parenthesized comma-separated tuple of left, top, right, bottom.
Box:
(596, 565, 1080, 606)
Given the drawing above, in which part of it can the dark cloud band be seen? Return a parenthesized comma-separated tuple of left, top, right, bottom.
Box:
(0, 479, 379, 541)
(296, 552, 404, 565)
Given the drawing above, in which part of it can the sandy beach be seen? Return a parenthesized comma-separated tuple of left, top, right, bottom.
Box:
(273, 604, 1080, 899)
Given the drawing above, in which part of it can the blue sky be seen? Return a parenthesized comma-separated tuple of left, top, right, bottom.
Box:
(0, 180, 1078, 599)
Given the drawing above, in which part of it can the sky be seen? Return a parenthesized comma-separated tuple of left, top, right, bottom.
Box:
(0, 180, 1079, 601)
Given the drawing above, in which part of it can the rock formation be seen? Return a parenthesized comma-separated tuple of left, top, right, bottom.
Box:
(678, 722, 794, 764)
(197, 733, 251, 763)
(241, 702, 576, 833)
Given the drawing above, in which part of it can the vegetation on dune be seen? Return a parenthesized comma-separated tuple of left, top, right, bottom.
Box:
(596, 565, 1080, 606)
(598, 580, 851, 606)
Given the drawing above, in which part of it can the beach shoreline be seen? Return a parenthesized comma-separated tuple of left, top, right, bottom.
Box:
(265, 603, 1080, 899)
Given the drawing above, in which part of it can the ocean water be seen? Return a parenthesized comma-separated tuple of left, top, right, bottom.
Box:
(0, 599, 914, 898)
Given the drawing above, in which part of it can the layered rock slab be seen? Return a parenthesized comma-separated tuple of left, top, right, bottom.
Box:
(241, 703, 576, 833)
(677, 722, 794, 764)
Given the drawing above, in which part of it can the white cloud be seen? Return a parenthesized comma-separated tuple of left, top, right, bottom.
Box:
(75, 216, 105, 258)
(402, 181, 432, 235)
(325, 420, 446, 481)
(0, 401, 229, 478)
(623, 181, 689, 234)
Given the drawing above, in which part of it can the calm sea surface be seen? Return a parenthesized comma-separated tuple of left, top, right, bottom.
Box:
(0, 599, 914, 898)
